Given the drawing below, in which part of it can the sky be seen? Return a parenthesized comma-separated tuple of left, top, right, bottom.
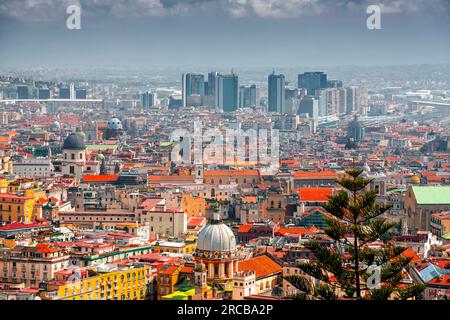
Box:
(0, 0, 449, 69)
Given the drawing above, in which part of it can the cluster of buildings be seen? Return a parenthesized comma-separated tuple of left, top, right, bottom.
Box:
(0, 70, 448, 300)
(176, 71, 368, 120)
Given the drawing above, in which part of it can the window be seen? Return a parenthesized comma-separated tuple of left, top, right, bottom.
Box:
(71, 153, 75, 160)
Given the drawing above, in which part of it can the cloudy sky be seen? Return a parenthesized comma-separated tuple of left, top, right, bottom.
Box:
(0, 0, 449, 68)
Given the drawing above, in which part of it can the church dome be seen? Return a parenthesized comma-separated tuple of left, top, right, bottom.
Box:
(362, 162, 371, 172)
(196, 221, 236, 253)
(411, 175, 420, 184)
(107, 118, 123, 130)
(63, 133, 86, 150)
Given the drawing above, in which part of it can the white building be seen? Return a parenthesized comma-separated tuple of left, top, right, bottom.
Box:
(140, 203, 187, 239)
(232, 270, 257, 299)
(12, 158, 53, 178)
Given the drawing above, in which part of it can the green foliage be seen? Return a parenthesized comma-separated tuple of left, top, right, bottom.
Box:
(284, 169, 425, 300)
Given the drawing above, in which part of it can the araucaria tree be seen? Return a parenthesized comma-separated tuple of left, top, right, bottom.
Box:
(285, 169, 425, 300)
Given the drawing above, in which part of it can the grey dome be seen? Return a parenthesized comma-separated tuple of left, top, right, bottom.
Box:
(196, 222, 236, 253)
(63, 133, 86, 150)
(107, 118, 123, 130)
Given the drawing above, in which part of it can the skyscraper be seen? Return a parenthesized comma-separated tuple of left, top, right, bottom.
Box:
(298, 72, 327, 95)
(327, 79, 343, 88)
(141, 91, 156, 108)
(239, 84, 258, 108)
(316, 88, 340, 117)
(76, 88, 87, 99)
(182, 73, 205, 107)
(346, 86, 368, 115)
(69, 83, 76, 100)
(59, 87, 70, 99)
(268, 72, 285, 113)
(215, 73, 239, 113)
(207, 72, 219, 96)
(17, 86, 30, 99)
(298, 96, 319, 120)
(38, 88, 50, 100)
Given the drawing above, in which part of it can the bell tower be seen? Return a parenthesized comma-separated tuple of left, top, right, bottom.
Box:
(195, 164, 203, 184)
(194, 260, 208, 298)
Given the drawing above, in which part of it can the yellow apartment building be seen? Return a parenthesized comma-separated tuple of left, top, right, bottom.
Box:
(41, 264, 148, 300)
(0, 193, 35, 223)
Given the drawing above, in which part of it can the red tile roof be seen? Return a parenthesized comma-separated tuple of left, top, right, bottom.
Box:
(187, 217, 207, 227)
(275, 227, 320, 237)
(82, 174, 119, 182)
(293, 170, 337, 180)
(299, 187, 333, 202)
(238, 255, 282, 279)
(238, 224, 253, 233)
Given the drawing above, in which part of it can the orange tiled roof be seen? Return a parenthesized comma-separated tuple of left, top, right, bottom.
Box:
(238, 224, 252, 233)
(293, 170, 337, 180)
(427, 274, 450, 287)
(158, 265, 179, 275)
(299, 187, 333, 202)
(82, 174, 119, 182)
(400, 247, 421, 263)
(276, 227, 319, 236)
(238, 255, 282, 279)
(242, 196, 257, 203)
(187, 217, 207, 227)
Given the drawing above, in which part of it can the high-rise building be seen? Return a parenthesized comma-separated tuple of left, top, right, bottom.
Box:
(298, 96, 319, 120)
(316, 88, 341, 117)
(76, 88, 87, 99)
(169, 95, 183, 110)
(268, 72, 285, 113)
(327, 79, 343, 88)
(207, 72, 219, 96)
(141, 91, 156, 108)
(69, 83, 76, 100)
(284, 88, 301, 115)
(59, 87, 70, 99)
(337, 88, 347, 115)
(346, 86, 368, 115)
(239, 84, 258, 108)
(215, 73, 239, 113)
(182, 73, 205, 107)
(38, 88, 50, 100)
(17, 86, 30, 99)
(298, 72, 327, 95)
